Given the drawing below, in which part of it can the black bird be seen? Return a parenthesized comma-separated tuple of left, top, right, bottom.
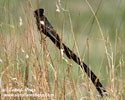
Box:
(34, 8, 107, 97)
(34, 9, 53, 33)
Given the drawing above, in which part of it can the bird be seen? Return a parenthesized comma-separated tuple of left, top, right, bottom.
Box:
(34, 9, 53, 32)
(34, 8, 107, 97)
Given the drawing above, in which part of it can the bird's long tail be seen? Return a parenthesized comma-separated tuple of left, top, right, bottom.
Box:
(38, 25, 107, 97)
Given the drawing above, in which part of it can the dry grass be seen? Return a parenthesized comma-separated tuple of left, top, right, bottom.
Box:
(0, 0, 125, 100)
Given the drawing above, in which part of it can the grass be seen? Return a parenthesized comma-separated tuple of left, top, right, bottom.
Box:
(0, 0, 125, 99)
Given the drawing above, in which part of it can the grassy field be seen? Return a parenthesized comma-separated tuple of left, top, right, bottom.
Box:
(0, 0, 125, 99)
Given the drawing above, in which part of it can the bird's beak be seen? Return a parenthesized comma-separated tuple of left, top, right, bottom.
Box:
(34, 12, 36, 18)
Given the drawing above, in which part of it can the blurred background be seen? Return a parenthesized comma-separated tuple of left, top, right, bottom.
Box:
(0, 0, 125, 99)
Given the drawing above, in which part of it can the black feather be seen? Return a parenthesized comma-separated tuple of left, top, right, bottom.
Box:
(34, 8, 53, 31)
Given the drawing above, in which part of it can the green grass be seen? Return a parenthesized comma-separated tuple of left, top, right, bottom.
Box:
(0, 0, 125, 99)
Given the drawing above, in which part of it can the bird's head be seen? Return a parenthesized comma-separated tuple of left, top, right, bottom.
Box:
(34, 8, 44, 17)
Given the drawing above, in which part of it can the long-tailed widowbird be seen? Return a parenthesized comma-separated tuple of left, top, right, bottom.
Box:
(34, 8, 107, 97)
